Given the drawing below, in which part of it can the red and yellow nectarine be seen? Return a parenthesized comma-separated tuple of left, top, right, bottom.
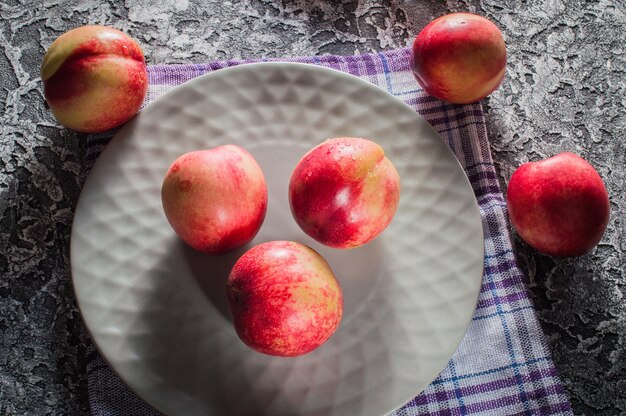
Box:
(227, 241, 343, 357)
(289, 137, 400, 249)
(410, 13, 507, 104)
(507, 152, 610, 257)
(41, 25, 148, 133)
(161, 146, 267, 255)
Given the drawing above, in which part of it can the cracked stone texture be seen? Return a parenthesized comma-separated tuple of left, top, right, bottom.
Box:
(0, 0, 623, 415)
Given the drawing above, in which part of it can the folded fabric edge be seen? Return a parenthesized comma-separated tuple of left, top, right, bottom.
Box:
(146, 48, 413, 86)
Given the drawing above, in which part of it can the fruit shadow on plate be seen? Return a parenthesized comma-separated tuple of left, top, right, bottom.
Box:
(126, 236, 398, 416)
(179, 241, 250, 323)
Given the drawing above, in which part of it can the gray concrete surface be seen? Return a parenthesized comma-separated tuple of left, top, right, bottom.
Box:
(1, 0, 624, 414)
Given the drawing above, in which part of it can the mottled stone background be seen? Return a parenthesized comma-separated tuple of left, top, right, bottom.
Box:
(0, 0, 624, 415)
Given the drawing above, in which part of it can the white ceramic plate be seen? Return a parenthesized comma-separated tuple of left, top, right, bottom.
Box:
(71, 62, 484, 416)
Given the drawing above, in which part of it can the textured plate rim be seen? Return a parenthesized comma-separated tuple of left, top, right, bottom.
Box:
(70, 61, 485, 416)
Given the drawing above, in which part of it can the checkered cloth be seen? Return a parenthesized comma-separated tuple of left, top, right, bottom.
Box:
(85, 48, 573, 415)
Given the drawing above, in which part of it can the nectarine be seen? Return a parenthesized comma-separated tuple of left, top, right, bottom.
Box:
(507, 152, 610, 257)
(410, 13, 507, 104)
(289, 137, 400, 249)
(227, 241, 343, 357)
(161, 146, 267, 255)
(41, 25, 148, 133)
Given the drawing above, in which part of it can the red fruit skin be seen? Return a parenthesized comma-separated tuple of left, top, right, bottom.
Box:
(410, 12, 507, 104)
(41, 25, 148, 133)
(506, 152, 610, 257)
(289, 137, 400, 249)
(227, 241, 343, 357)
(161, 145, 267, 255)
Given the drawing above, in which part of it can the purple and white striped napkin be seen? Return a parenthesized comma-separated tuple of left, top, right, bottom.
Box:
(85, 48, 573, 415)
